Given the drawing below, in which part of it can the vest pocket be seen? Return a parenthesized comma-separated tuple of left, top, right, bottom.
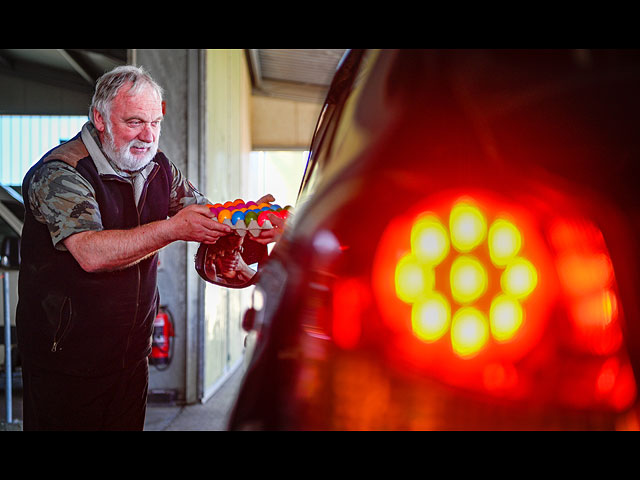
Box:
(51, 296, 72, 353)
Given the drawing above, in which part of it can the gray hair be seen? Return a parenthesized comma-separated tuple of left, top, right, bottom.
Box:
(89, 65, 164, 125)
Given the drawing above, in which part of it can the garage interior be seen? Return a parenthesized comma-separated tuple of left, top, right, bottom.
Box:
(0, 49, 346, 421)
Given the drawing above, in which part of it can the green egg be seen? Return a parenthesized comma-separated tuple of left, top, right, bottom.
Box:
(244, 211, 259, 225)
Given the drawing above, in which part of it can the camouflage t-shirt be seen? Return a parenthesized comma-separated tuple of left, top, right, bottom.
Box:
(28, 123, 210, 251)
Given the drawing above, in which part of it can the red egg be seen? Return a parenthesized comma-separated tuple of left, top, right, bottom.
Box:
(279, 210, 290, 220)
(257, 210, 272, 227)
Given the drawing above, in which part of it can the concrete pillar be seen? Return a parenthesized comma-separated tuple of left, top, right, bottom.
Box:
(130, 49, 206, 404)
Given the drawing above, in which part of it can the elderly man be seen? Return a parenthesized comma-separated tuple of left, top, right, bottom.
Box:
(16, 65, 271, 430)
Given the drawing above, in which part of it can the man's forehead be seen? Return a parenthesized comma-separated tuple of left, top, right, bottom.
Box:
(113, 84, 163, 117)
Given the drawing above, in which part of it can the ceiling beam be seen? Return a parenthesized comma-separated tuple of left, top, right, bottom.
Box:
(0, 50, 14, 69)
(80, 49, 128, 63)
(0, 57, 93, 94)
(245, 49, 263, 90)
(56, 49, 97, 85)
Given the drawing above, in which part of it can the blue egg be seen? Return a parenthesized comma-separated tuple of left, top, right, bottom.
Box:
(231, 210, 245, 225)
(270, 204, 281, 211)
(260, 206, 272, 212)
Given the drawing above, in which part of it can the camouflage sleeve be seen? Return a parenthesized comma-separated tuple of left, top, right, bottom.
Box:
(168, 161, 212, 216)
(29, 161, 103, 251)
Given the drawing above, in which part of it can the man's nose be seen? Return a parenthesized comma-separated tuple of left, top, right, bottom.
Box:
(137, 124, 155, 142)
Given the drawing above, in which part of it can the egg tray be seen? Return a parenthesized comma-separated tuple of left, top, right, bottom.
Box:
(221, 217, 278, 238)
(208, 200, 291, 238)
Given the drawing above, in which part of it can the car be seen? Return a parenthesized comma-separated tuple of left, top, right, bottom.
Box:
(198, 49, 640, 430)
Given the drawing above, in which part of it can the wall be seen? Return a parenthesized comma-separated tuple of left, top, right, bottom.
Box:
(202, 49, 254, 400)
(133, 49, 322, 404)
(251, 95, 322, 149)
(133, 49, 205, 404)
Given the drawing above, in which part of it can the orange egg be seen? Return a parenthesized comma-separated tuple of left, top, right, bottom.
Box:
(217, 209, 232, 222)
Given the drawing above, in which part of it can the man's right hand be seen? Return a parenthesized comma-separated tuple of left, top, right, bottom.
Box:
(63, 204, 232, 273)
(168, 204, 232, 244)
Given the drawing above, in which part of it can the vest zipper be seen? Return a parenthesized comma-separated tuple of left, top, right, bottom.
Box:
(121, 164, 156, 368)
(51, 297, 72, 352)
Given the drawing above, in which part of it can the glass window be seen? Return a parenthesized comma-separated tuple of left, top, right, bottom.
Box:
(248, 150, 309, 209)
(0, 115, 88, 186)
(296, 50, 378, 210)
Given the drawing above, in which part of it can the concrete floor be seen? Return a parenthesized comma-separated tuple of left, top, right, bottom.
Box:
(0, 366, 244, 431)
(144, 367, 243, 431)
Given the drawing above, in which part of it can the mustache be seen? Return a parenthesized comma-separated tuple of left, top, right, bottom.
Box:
(129, 140, 155, 148)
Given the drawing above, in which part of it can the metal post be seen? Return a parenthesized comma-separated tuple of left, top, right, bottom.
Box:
(2, 271, 12, 424)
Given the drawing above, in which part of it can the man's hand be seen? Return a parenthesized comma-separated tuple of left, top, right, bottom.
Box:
(63, 204, 232, 273)
(167, 204, 231, 244)
(255, 193, 275, 205)
(252, 211, 288, 245)
(217, 251, 256, 282)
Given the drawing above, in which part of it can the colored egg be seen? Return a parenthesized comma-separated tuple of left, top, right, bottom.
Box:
(245, 201, 257, 207)
(247, 205, 260, 211)
(244, 211, 259, 225)
(270, 204, 281, 211)
(257, 210, 273, 226)
(257, 203, 271, 209)
(217, 209, 232, 222)
(231, 210, 245, 225)
(259, 206, 271, 212)
(232, 198, 244, 205)
(273, 210, 288, 220)
(223, 201, 234, 208)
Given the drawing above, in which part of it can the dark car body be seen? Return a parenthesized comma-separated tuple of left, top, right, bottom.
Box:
(227, 49, 640, 430)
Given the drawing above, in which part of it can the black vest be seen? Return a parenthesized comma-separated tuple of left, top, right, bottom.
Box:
(17, 132, 172, 376)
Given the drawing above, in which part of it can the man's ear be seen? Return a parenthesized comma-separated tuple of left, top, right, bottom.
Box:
(93, 108, 106, 133)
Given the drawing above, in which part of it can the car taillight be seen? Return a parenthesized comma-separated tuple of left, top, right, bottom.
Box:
(367, 188, 637, 413)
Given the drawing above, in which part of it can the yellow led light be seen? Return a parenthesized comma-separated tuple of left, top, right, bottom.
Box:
(490, 294, 523, 342)
(450, 255, 488, 304)
(395, 254, 434, 303)
(501, 258, 537, 298)
(412, 292, 451, 343)
(451, 307, 489, 358)
(411, 214, 449, 265)
(391, 197, 538, 359)
(449, 201, 487, 253)
(488, 218, 522, 267)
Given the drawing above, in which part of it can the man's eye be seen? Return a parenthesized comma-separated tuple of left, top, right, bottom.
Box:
(128, 121, 143, 127)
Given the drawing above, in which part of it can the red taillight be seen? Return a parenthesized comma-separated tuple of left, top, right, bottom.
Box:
(332, 277, 369, 350)
(370, 188, 636, 412)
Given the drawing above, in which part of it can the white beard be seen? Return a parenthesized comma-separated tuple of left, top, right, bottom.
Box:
(103, 132, 158, 172)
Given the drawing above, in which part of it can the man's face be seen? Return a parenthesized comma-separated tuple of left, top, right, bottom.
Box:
(94, 82, 163, 172)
